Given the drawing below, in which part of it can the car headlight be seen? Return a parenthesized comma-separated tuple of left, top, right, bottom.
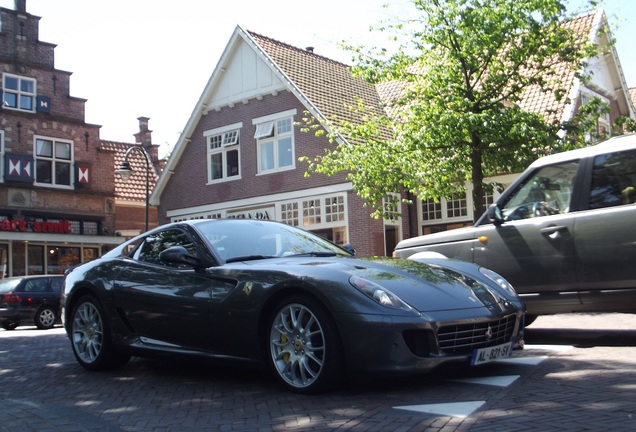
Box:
(479, 267, 517, 297)
(349, 275, 414, 311)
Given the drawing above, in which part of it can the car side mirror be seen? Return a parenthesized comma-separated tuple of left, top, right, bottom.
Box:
(159, 246, 203, 268)
(342, 243, 356, 256)
(487, 204, 505, 226)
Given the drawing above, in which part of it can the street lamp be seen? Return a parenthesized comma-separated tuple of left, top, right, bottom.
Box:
(116, 145, 153, 232)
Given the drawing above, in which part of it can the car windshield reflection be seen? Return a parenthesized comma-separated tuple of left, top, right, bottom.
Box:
(193, 219, 350, 263)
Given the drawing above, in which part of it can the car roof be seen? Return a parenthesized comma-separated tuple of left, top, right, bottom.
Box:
(1, 275, 64, 280)
(529, 134, 636, 168)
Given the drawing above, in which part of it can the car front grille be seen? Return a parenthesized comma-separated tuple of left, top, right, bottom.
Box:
(438, 314, 517, 355)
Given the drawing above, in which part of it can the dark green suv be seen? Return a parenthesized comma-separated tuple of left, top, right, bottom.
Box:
(395, 135, 636, 323)
(0, 275, 64, 330)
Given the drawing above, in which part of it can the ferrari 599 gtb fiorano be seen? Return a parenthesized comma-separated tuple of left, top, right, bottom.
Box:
(63, 219, 524, 394)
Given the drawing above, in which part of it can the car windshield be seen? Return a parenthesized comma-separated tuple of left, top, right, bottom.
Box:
(193, 219, 351, 262)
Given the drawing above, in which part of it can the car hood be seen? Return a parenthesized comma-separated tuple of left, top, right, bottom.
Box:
(253, 256, 515, 313)
(395, 226, 479, 250)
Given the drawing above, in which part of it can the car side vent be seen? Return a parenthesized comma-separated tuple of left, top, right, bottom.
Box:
(116, 307, 136, 333)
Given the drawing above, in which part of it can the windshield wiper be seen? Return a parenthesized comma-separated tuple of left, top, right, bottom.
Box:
(225, 255, 275, 263)
(283, 251, 340, 258)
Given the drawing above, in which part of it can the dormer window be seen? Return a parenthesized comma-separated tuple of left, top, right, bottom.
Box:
(2, 73, 36, 112)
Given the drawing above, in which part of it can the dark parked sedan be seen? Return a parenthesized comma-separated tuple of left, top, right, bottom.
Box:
(63, 219, 524, 393)
(0, 275, 64, 330)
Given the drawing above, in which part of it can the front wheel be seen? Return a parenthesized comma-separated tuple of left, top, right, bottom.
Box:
(35, 306, 57, 329)
(70, 295, 130, 371)
(268, 295, 344, 394)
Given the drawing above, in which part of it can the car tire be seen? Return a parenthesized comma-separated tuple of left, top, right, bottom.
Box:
(70, 295, 130, 371)
(35, 306, 57, 329)
(267, 295, 344, 394)
(1, 320, 19, 330)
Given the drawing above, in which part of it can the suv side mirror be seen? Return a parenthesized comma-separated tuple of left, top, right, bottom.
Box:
(487, 204, 505, 226)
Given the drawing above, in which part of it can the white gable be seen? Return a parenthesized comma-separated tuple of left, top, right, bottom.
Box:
(209, 39, 285, 109)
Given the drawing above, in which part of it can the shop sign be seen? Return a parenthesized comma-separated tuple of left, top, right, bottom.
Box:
(226, 206, 275, 221)
(0, 219, 72, 234)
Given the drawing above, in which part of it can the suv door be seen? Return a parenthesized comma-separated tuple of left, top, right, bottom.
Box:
(473, 160, 580, 314)
(575, 148, 636, 309)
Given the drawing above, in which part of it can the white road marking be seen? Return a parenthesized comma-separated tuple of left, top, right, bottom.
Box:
(393, 401, 485, 418)
(452, 374, 520, 387)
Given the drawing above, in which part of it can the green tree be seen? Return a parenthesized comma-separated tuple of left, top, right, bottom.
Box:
(301, 0, 600, 221)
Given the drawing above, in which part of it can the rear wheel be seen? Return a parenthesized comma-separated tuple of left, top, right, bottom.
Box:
(267, 295, 344, 394)
(70, 295, 130, 370)
(35, 306, 57, 329)
(1, 320, 19, 330)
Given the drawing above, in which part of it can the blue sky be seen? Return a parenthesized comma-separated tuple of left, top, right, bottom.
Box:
(1, 0, 634, 156)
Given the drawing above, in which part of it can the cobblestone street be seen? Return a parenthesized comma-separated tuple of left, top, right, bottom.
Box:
(1, 313, 635, 431)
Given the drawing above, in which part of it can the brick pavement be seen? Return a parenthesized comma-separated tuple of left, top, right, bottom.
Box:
(1, 313, 635, 431)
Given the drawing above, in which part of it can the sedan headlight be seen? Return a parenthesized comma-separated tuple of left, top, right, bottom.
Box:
(479, 267, 517, 297)
(349, 275, 414, 311)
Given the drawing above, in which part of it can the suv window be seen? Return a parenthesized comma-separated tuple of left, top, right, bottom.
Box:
(590, 149, 636, 209)
(501, 161, 579, 220)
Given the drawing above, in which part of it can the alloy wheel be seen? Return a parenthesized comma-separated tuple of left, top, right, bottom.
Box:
(269, 302, 326, 390)
(72, 301, 104, 364)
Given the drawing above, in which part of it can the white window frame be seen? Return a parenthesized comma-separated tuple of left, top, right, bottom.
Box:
(420, 194, 469, 225)
(33, 136, 74, 189)
(253, 109, 296, 174)
(204, 122, 242, 184)
(279, 192, 347, 230)
(581, 89, 611, 141)
(2, 73, 36, 112)
(382, 193, 402, 224)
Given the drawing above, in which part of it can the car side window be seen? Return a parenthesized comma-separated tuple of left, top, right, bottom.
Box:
(24, 278, 48, 292)
(589, 149, 636, 209)
(50, 277, 62, 293)
(134, 229, 198, 268)
(501, 161, 579, 220)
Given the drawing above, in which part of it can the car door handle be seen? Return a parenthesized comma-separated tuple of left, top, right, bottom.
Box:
(540, 225, 568, 236)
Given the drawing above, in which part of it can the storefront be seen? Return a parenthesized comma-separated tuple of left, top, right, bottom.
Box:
(168, 185, 351, 248)
(0, 217, 124, 278)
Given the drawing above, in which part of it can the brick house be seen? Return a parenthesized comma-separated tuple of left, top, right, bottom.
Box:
(152, 11, 634, 256)
(0, 1, 160, 276)
(151, 27, 394, 257)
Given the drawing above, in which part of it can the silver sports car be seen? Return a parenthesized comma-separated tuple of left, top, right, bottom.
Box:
(62, 219, 525, 394)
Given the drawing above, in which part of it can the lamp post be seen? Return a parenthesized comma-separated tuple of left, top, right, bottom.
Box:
(116, 145, 153, 232)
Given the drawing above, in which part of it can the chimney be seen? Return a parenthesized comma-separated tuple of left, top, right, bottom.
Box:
(134, 116, 152, 147)
(15, 0, 26, 12)
(305, 46, 314, 53)
(133, 117, 160, 169)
